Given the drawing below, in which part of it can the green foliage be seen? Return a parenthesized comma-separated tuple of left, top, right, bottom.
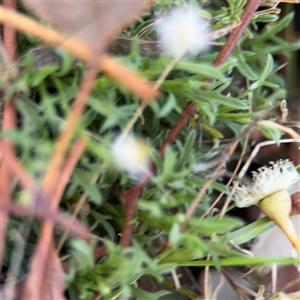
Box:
(4, 1, 300, 299)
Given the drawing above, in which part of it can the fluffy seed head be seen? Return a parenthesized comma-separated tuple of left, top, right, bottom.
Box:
(156, 5, 210, 58)
(112, 135, 150, 176)
(232, 159, 299, 208)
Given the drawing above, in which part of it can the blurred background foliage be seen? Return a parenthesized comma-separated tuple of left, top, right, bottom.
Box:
(2, 0, 300, 299)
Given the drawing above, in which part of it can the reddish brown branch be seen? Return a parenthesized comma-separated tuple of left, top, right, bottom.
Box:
(0, 202, 91, 240)
(120, 0, 262, 248)
(43, 64, 98, 193)
(50, 137, 86, 209)
(161, 0, 262, 150)
(27, 60, 98, 299)
(2, 143, 35, 190)
(3, 0, 17, 62)
(0, 0, 17, 266)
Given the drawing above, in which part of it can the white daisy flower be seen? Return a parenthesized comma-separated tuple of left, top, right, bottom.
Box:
(156, 4, 210, 59)
(232, 159, 299, 208)
(112, 135, 150, 176)
(232, 159, 300, 253)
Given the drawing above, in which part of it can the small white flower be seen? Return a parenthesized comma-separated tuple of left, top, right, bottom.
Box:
(232, 160, 299, 208)
(112, 135, 150, 176)
(156, 5, 210, 58)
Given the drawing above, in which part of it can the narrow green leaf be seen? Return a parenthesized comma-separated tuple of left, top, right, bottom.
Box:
(176, 130, 196, 168)
(255, 12, 294, 42)
(198, 91, 248, 109)
(217, 57, 238, 73)
(51, 49, 74, 77)
(257, 123, 282, 144)
(253, 13, 279, 23)
(236, 57, 258, 80)
(31, 65, 58, 86)
(131, 287, 170, 300)
(202, 123, 224, 138)
(254, 41, 300, 55)
(178, 256, 299, 267)
(196, 101, 216, 125)
(158, 247, 201, 264)
(157, 93, 176, 118)
(250, 54, 273, 90)
(229, 216, 274, 245)
(175, 61, 227, 82)
(218, 112, 254, 120)
(73, 169, 102, 204)
(189, 217, 243, 235)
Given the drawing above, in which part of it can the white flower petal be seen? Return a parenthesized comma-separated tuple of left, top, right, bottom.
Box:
(157, 5, 210, 58)
(232, 160, 299, 208)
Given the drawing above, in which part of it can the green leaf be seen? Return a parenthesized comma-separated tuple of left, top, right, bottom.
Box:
(197, 91, 248, 109)
(86, 140, 112, 163)
(70, 239, 95, 272)
(254, 12, 294, 42)
(73, 169, 102, 204)
(88, 96, 120, 118)
(253, 13, 279, 23)
(189, 217, 243, 235)
(31, 65, 59, 86)
(257, 123, 282, 144)
(90, 211, 116, 240)
(217, 57, 238, 73)
(176, 130, 196, 168)
(137, 200, 162, 218)
(158, 247, 201, 264)
(156, 146, 177, 183)
(178, 256, 299, 267)
(131, 287, 170, 300)
(229, 216, 275, 245)
(51, 49, 74, 77)
(169, 222, 181, 244)
(249, 54, 273, 90)
(175, 61, 228, 82)
(202, 123, 224, 138)
(196, 101, 216, 125)
(236, 56, 258, 80)
(218, 112, 254, 120)
(254, 41, 300, 55)
(157, 93, 176, 118)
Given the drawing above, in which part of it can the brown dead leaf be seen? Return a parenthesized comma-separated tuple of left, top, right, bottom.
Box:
(23, 0, 152, 52)
(23, 240, 66, 299)
(0, 241, 66, 300)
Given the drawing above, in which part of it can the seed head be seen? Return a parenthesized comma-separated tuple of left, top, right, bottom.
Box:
(156, 5, 210, 59)
(112, 135, 150, 176)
